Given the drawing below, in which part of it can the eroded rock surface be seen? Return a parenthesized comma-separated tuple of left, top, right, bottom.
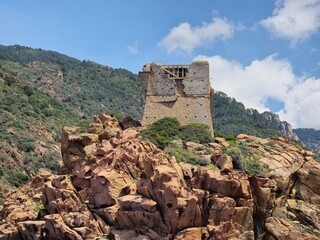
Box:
(1, 115, 319, 240)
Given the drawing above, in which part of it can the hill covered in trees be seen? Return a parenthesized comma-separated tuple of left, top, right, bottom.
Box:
(0, 45, 144, 190)
(211, 91, 280, 138)
(294, 128, 320, 153)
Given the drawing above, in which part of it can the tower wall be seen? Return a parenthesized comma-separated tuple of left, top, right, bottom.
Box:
(139, 61, 213, 131)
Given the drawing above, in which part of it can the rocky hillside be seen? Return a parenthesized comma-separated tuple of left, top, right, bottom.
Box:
(262, 112, 299, 141)
(0, 45, 144, 189)
(0, 44, 319, 193)
(212, 91, 320, 152)
(0, 114, 319, 239)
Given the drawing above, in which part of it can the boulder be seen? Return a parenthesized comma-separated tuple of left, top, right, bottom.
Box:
(216, 154, 233, 170)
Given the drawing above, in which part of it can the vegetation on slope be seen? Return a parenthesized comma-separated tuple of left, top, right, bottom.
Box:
(0, 61, 83, 187)
(0, 45, 144, 119)
(140, 117, 212, 149)
(211, 91, 281, 138)
(294, 128, 320, 153)
(0, 44, 144, 188)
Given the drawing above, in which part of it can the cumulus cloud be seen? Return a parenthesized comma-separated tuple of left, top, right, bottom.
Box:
(260, 0, 320, 46)
(195, 54, 320, 129)
(159, 17, 237, 54)
(128, 42, 139, 54)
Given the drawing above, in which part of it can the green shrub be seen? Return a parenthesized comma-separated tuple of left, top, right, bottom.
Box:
(315, 153, 320, 163)
(0, 167, 4, 176)
(34, 201, 44, 212)
(109, 110, 124, 122)
(149, 117, 180, 136)
(18, 141, 36, 152)
(179, 123, 212, 144)
(214, 130, 236, 143)
(7, 171, 29, 187)
(165, 145, 193, 163)
(165, 144, 210, 167)
(225, 147, 246, 170)
(140, 118, 212, 149)
(224, 144, 267, 175)
(246, 158, 267, 175)
(140, 118, 180, 149)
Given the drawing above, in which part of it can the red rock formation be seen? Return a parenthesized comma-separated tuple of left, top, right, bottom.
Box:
(0, 115, 319, 240)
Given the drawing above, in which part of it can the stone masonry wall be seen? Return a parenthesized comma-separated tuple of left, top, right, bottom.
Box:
(139, 61, 213, 131)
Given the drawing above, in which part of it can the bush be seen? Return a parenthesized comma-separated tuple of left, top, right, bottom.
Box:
(140, 118, 180, 149)
(18, 141, 36, 152)
(224, 144, 267, 175)
(7, 171, 29, 187)
(225, 147, 246, 170)
(165, 144, 211, 167)
(179, 123, 212, 144)
(149, 117, 180, 137)
(214, 130, 236, 143)
(0, 167, 4, 176)
(246, 158, 266, 175)
(140, 118, 212, 149)
(165, 145, 193, 163)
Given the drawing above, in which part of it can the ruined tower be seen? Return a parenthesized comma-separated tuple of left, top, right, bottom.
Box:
(139, 61, 213, 131)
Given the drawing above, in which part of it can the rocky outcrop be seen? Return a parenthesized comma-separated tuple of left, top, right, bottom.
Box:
(262, 111, 299, 141)
(1, 114, 319, 239)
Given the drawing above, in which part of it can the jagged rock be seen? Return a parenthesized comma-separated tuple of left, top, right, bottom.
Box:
(174, 227, 208, 240)
(61, 127, 99, 170)
(296, 160, 320, 196)
(43, 214, 83, 240)
(185, 141, 203, 151)
(190, 167, 252, 199)
(171, 139, 184, 148)
(216, 154, 233, 170)
(17, 220, 45, 240)
(262, 112, 299, 141)
(120, 116, 141, 130)
(137, 165, 202, 234)
(1, 114, 320, 240)
(236, 134, 250, 140)
(0, 223, 22, 240)
(214, 137, 230, 148)
(111, 229, 151, 240)
(286, 199, 320, 231)
(264, 217, 318, 240)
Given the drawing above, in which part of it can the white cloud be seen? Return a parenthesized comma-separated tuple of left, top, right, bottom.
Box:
(260, 0, 320, 46)
(195, 54, 320, 129)
(159, 17, 237, 54)
(128, 43, 139, 54)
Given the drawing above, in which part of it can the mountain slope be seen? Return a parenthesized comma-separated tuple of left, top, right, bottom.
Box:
(0, 45, 144, 119)
(294, 128, 320, 153)
(211, 91, 281, 138)
(0, 45, 144, 189)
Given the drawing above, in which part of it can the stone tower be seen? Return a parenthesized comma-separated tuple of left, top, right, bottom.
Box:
(139, 61, 213, 131)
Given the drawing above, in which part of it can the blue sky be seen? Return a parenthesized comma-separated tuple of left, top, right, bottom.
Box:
(1, 0, 320, 129)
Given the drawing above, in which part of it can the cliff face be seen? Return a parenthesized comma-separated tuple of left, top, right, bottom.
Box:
(262, 111, 299, 141)
(0, 114, 319, 240)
